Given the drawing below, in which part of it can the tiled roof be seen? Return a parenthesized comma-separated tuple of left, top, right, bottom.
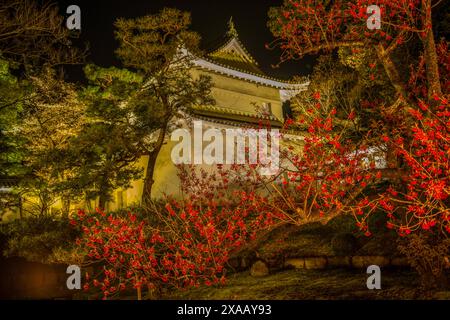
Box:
(202, 18, 304, 86)
(190, 105, 283, 127)
(207, 30, 265, 76)
(191, 56, 308, 90)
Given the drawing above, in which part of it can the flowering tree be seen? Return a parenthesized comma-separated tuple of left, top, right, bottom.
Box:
(268, 0, 443, 103)
(268, 0, 449, 287)
(264, 93, 383, 229)
(177, 163, 273, 205)
(355, 42, 449, 237)
(268, 0, 449, 231)
(17, 69, 86, 216)
(375, 97, 449, 234)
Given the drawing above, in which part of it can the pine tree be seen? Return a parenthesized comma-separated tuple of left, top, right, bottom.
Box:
(114, 8, 214, 206)
(72, 65, 150, 209)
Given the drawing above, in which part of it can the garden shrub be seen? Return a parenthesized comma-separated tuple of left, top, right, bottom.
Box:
(0, 214, 80, 264)
(397, 233, 450, 289)
(71, 195, 275, 300)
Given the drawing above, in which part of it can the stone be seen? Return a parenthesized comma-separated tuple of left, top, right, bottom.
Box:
(328, 256, 352, 268)
(285, 258, 305, 269)
(444, 256, 450, 269)
(352, 256, 390, 268)
(250, 260, 269, 277)
(304, 257, 327, 269)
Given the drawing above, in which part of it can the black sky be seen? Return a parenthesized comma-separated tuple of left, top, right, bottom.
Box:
(56, 0, 316, 82)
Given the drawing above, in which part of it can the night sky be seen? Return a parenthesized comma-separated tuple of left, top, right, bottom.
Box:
(56, 0, 316, 82)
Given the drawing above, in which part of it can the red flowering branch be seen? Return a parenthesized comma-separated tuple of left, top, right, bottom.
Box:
(356, 95, 450, 236)
(262, 93, 383, 230)
(70, 188, 275, 300)
(354, 42, 449, 237)
(268, 0, 443, 103)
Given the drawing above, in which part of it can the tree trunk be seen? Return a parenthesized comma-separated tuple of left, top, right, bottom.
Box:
(375, 44, 411, 106)
(142, 151, 158, 208)
(84, 194, 93, 212)
(421, 0, 442, 102)
(97, 159, 112, 211)
(18, 196, 23, 219)
(61, 197, 70, 218)
(98, 194, 106, 211)
(142, 122, 169, 208)
(137, 286, 142, 301)
(97, 178, 109, 211)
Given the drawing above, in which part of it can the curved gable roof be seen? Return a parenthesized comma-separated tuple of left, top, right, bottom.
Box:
(207, 17, 265, 76)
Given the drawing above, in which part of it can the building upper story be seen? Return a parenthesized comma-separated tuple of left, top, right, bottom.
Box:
(186, 18, 309, 129)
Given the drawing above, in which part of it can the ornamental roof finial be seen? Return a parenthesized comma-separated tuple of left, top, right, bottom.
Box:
(227, 17, 238, 38)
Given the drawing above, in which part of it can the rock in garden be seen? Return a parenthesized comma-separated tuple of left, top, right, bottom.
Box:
(304, 257, 327, 269)
(285, 258, 305, 269)
(250, 260, 269, 277)
(328, 256, 351, 268)
(352, 256, 390, 268)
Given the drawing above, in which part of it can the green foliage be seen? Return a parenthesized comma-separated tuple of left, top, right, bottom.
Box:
(15, 69, 87, 215)
(112, 8, 214, 202)
(0, 0, 85, 215)
(0, 58, 28, 215)
(0, 214, 80, 264)
(0, 58, 25, 177)
(3, 7, 213, 209)
(68, 64, 151, 206)
(114, 8, 201, 74)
